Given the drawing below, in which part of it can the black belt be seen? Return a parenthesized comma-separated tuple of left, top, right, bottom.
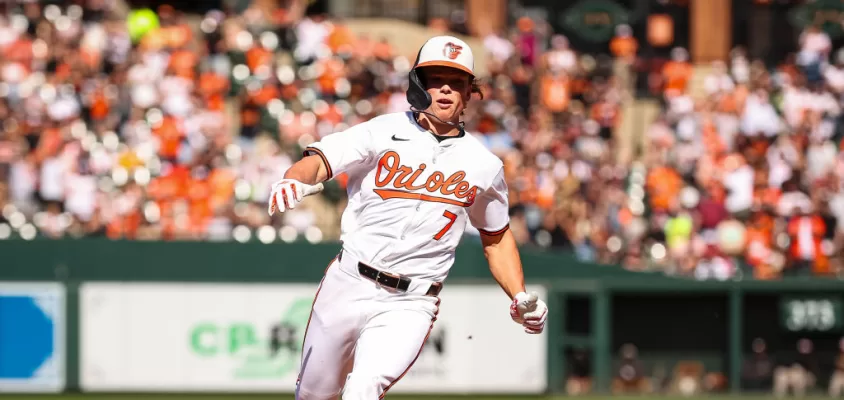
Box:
(340, 250, 442, 296)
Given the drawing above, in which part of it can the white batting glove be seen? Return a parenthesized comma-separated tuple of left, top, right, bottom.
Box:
(267, 179, 324, 215)
(509, 291, 548, 334)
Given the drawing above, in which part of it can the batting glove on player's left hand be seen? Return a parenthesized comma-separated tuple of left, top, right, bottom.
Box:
(268, 179, 324, 215)
(510, 291, 548, 334)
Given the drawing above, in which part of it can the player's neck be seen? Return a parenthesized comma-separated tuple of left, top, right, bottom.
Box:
(418, 114, 461, 137)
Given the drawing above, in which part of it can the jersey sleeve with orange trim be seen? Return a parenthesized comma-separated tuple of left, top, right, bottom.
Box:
(468, 167, 510, 236)
(302, 122, 375, 180)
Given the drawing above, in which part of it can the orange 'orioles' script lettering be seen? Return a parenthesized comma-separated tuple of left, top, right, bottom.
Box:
(374, 151, 478, 207)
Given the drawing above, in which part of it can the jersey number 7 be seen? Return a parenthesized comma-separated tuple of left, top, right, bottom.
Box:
(434, 211, 457, 240)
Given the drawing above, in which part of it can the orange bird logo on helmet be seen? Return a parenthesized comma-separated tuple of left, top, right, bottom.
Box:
(443, 42, 462, 60)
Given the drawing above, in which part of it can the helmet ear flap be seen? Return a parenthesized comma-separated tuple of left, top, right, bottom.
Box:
(406, 68, 431, 110)
(406, 41, 432, 111)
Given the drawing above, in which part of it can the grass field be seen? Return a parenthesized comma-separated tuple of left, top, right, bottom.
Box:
(0, 395, 831, 400)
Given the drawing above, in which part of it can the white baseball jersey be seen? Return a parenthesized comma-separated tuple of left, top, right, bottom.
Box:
(304, 111, 509, 282)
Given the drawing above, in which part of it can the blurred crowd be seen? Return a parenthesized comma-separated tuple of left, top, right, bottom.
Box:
(1, 0, 844, 280)
(482, 17, 844, 283)
(0, 0, 625, 247)
(629, 25, 844, 281)
(480, 18, 844, 283)
(0, 0, 410, 243)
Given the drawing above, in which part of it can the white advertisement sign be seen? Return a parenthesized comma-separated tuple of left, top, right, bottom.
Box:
(80, 282, 546, 393)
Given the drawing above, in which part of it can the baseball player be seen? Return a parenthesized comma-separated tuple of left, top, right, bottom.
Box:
(268, 35, 548, 400)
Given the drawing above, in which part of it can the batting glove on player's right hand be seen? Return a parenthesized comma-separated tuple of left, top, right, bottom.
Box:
(510, 291, 548, 334)
(268, 179, 324, 215)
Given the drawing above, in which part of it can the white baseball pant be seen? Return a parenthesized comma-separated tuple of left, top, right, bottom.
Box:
(295, 251, 440, 400)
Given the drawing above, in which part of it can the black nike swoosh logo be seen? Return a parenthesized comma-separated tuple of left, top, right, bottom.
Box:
(391, 135, 409, 141)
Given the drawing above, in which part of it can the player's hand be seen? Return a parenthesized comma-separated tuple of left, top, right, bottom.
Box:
(509, 291, 548, 334)
(268, 179, 324, 215)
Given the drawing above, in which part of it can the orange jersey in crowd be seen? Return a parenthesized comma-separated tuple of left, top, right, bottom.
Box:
(540, 74, 570, 113)
(646, 166, 683, 212)
(662, 60, 693, 93)
(610, 36, 637, 61)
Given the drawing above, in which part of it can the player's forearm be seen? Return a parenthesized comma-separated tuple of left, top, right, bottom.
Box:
(284, 155, 329, 184)
(481, 229, 526, 300)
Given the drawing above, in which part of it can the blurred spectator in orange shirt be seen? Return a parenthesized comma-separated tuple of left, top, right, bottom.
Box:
(610, 24, 637, 63)
(661, 47, 693, 95)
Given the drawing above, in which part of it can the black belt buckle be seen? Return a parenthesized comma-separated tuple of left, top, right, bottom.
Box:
(359, 263, 410, 292)
(357, 262, 441, 296)
(376, 270, 405, 291)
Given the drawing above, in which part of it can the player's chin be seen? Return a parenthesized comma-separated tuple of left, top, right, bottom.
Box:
(435, 108, 460, 122)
